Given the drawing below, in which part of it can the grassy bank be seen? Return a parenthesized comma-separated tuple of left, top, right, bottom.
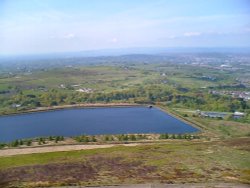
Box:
(156, 105, 204, 131)
(157, 104, 250, 139)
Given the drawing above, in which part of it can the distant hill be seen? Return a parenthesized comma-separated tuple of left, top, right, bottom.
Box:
(1, 47, 250, 61)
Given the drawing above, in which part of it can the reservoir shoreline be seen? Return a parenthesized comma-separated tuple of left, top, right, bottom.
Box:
(0, 103, 203, 131)
(0, 105, 199, 143)
(0, 102, 201, 133)
(155, 105, 203, 131)
(0, 103, 141, 117)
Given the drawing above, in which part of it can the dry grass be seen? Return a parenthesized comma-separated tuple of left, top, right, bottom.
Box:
(0, 138, 249, 187)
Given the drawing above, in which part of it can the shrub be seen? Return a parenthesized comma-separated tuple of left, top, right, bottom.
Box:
(26, 140, 32, 146)
(0, 143, 6, 149)
(177, 134, 183, 139)
(104, 135, 110, 141)
(137, 134, 147, 140)
(11, 140, 19, 147)
(55, 136, 60, 143)
(91, 136, 97, 142)
(130, 134, 136, 141)
(159, 133, 169, 139)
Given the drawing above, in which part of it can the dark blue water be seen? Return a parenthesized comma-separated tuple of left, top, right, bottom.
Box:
(0, 107, 198, 142)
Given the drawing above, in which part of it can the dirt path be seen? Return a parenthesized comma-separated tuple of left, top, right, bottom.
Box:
(48, 183, 250, 188)
(0, 143, 139, 157)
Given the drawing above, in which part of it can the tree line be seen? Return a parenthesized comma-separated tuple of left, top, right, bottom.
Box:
(0, 84, 249, 115)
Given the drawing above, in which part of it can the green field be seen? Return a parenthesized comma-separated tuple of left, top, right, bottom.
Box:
(0, 61, 249, 117)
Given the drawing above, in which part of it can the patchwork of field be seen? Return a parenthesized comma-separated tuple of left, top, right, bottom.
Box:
(0, 66, 157, 91)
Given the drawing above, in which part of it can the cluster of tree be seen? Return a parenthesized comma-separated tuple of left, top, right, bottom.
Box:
(74, 134, 149, 143)
(1, 84, 249, 115)
(0, 143, 6, 149)
(0, 136, 66, 149)
(37, 137, 46, 145)
(116, 134, 147, 141)
(54, 136, 64, 143)
(104, 135, 114, 141)
(117, 134, 136, 141)
(36, 136, 64, 144)
(159, 133, 200, 140)
(74, 135, 97, 143)
(6, 139, 32, 148)
(106, 134, 148, 142)
(208, 84, 246, 90)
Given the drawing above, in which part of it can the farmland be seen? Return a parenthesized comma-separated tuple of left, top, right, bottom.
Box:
(0, 54, 249, 118)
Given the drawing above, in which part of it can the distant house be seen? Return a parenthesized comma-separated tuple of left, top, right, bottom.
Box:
(197, 110, 227, 119)
(233, 111, 245, 119)
(11, 104, 21, 108)
(220, 64, 232, 68)
(76, 88, 93, 93)
(196, 110, 245, 119)
(59, 84, 65, 89)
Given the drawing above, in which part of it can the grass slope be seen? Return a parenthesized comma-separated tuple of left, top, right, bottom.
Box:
(0, 138, 249, 187)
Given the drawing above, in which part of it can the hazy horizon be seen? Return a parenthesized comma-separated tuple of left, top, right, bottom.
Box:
(1, 0, 250, 55)
(1, 47, 250, 59)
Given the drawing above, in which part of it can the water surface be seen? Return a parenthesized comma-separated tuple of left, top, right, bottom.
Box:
(0, 107, 198, 142)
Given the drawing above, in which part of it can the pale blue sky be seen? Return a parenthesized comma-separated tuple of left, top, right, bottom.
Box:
(0, 0, 250, 55)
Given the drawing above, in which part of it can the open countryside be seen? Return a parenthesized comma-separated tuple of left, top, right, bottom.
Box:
(0, 0, 250, 188)
(0, 52, 249, 188)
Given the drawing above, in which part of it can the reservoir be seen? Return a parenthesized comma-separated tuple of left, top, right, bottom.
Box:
(0, 107, 198, 142)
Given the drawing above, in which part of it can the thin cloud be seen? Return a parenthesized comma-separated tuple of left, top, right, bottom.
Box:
(110, 37, 118, 43)
(183, 32, 201, 37)
(63, 33, 75, 39)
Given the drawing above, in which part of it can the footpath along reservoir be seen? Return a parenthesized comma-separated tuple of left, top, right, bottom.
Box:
(0, 106, 198, 142)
